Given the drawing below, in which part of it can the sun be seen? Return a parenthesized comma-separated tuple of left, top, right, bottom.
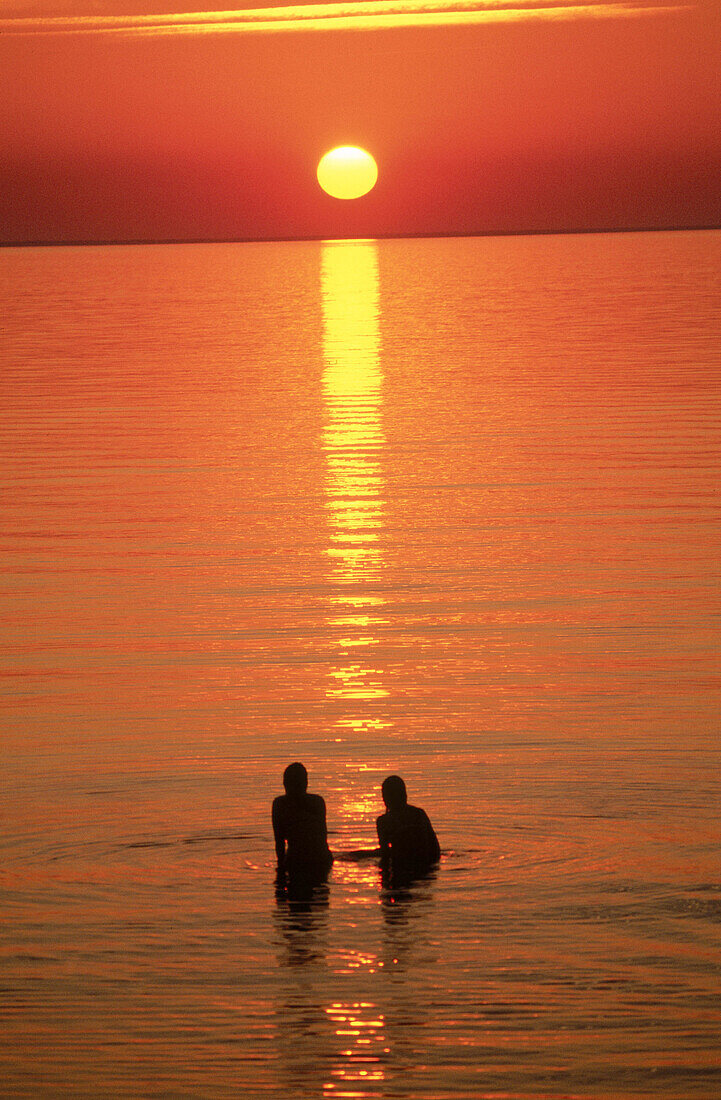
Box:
(317, 146, 378, 200)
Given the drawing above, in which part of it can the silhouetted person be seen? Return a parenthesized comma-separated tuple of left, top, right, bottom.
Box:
(273, 763, 333, 897)
(376, 775, 440, 887)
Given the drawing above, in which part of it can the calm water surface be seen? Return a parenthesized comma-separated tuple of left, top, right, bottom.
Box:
(1, 231, 720, 1098)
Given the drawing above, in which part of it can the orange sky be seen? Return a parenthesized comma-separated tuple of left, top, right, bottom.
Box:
(1, 0, 719, 241)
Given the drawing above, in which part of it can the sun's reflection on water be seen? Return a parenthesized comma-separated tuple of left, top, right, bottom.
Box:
(321, 241, 389, 713)
(323, 1001, 388, 1099)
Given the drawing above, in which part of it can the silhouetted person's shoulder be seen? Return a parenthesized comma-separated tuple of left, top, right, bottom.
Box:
(273, 791, 327, 818)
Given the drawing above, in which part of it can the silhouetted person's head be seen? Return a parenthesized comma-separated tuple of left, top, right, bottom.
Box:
(382, 775, 408, 811)
(283, 762, 308, 797)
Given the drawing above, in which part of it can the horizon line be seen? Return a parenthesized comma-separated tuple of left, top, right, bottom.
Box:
(2, 224, 718, 249)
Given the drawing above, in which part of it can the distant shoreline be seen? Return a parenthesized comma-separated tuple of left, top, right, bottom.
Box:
(2, 224, 719, 248)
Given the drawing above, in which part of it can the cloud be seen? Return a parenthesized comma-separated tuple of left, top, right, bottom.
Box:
(0, 0, 692, 36)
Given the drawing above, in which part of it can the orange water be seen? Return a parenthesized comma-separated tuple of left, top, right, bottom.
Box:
(2, 231, 720, 1098)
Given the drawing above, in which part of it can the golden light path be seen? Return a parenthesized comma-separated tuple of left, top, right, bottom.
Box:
(320, 244, 391, 1039)
(321, 240, 389, 713)
(317, 147, 378, 201)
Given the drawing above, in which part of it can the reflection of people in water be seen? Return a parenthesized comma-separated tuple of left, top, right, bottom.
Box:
(273, 762, 333, 895)
(376, 775, 440, 886)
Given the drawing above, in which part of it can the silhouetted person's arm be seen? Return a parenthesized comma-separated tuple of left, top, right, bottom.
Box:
(376, 813, 392, 864)
(317, 795, 328, 839)
(272, 796, 287, 870)
(421, 808, 441, 864)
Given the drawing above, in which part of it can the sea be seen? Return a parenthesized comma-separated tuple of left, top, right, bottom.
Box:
(1, 230, 720, 1099)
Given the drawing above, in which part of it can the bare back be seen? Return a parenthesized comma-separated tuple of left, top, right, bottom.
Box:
(273, 791, 332, 877)
(376, 802, 440, 877)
